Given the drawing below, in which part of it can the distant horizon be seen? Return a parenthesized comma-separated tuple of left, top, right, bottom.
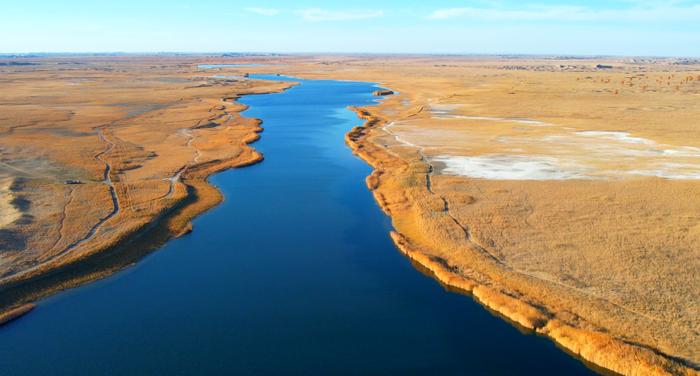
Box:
(1, 52, 699, 59)
(2, 0, 699, 57)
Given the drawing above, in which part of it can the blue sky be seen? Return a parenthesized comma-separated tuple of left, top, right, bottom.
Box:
(1, 0, 699, 56)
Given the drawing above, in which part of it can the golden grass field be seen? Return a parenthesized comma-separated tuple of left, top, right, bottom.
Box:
(0, 55, 698, 375)
(0, 56, 290, 286)
(242, 56, 699, 375)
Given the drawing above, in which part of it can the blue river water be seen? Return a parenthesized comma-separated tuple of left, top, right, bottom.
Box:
(0, 75, 598, 375)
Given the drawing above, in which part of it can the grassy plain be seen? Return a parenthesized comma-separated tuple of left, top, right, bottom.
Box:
(243, 55, 699, 375)
(0, 56, 289, 291)
(0, 55, 698, 375)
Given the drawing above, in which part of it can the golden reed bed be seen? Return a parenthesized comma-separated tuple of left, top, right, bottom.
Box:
(0, 56, 290, 301)
(1, 55, 698, 375)
(268, 55, 699, 375)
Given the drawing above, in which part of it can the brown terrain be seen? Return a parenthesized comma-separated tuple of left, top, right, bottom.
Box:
(1, 55, 699, 376)
(0, 55, 290, 296)
(246, 56, 699, 375)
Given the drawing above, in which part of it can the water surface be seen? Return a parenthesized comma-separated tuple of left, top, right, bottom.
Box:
(0, 75, 598, 375)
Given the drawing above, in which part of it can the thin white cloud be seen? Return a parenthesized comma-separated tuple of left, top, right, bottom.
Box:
(428, 8, 471, 20)
(427, 3, 700, 22)
(245, 7, 281, 16)
(298, 8, 384, 21)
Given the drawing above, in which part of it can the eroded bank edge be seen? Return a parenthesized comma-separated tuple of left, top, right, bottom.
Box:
(345, 104, 697, 376)
(0, 79, 297, 321)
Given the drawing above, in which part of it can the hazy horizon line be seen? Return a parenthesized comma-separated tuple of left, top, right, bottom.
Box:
(1, 51, 699, 59)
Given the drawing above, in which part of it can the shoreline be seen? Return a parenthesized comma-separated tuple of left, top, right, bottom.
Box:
(346, 106, 698, 376)
(0, 85, 292, 317)
(0, 303, 34, 326)
(0, 69, 694, 374)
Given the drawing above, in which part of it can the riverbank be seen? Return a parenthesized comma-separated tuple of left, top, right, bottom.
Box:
(2, 55, 697, 374)
(0, 304, 34, 326)
(346, 104, 697, 376)
(0, 66, 293, 316)
(0, 73, 600, 375)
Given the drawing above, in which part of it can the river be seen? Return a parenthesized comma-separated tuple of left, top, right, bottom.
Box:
(0, 75, 598, 375)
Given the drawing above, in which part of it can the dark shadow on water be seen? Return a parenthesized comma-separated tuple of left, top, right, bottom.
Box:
(405, 256, 620, 376)
(0, 183, 201, 310)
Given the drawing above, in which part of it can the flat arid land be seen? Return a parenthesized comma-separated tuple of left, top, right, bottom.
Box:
(0, 56, 290, 289)
(1, 55, 699, 375)
(244, 56, 700, 375)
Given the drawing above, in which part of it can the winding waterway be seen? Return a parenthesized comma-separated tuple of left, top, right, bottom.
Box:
(0, 75, 598, 375)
